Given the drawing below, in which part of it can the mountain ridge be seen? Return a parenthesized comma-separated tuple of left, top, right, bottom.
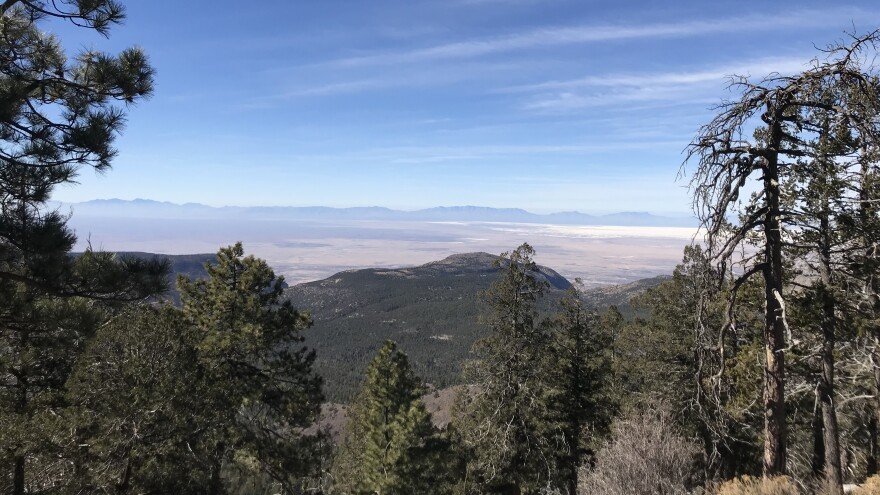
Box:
(60, 198, 697, 227)
(284, 251, 666, 401)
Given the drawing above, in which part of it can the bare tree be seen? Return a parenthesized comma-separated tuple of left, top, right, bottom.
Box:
(684, 30, 880, 480)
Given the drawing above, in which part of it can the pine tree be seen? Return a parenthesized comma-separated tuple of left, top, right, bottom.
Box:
(64, 306, 213, 494)
(544, 282, 614, 494)
(456, 243, 558, 494)
(178, 243, 325, 493)
(685, 30, 880, 475)
(622, 246, 764, 480)
(0, 2, 165, 492)
(331, 340, 440, 495)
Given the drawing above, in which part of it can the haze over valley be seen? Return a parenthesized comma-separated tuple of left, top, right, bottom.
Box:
(65, 199, 698, 286)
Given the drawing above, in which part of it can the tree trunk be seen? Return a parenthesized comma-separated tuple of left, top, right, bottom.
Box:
(208, 448, 224, 495)
(116, 455, 133, 494)
(208, 466, 222, 495)
(862, 151, 880, 479)
(13, 359, 27, 495)
(818, 200, 844, 494)
(567, 411, 581, 495)
(811, 399, 824, 478)
(762, 109, 787, 476)
(819, 331, 843, 493)
(872, 336, 880, 477)
(868, 408, 878, 476)
(13, 455, 24, 495)
(762, 293, 786, 477)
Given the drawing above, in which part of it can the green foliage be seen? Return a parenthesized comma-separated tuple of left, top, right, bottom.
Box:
(544, 282, 615, 493)
(686, 30, 880, 478)
(456, 243, 563, 494)
(57, 245, 327, 493)
(105, 252, 217, 304)
(0, 2, 164, 491)
(615, 245, 764, 479)
(0, 295, 105, 491)
(65, 306, 212, 493)
(332, 341, 447, 494)
(286, 252, 589, 402)
(0, 1, 153, 176)
(619, 246, 713, 406)
(178, 242, 326, 490)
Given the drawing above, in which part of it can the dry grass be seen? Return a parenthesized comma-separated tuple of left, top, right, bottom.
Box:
(854, 475, 880, 494)
(713, 475, 800, 495)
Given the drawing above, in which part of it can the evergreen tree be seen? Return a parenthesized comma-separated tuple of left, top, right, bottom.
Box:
(65, 306, 213, 494)
(332, 340, 441, 495)
(178, 243, 325, 494)
(0, 2, 165, 492)
(0, 294, 105, 492)
(456, 243, 558, 494)
(615, 246, 765, 480)
(544, 282, 614, 494)
(685, 30, 880, 475)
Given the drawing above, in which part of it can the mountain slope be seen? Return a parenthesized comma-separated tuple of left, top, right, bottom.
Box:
(286, 252, 662, 402)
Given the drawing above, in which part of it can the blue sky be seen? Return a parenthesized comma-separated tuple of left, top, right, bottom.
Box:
(48, 0, 880, 215)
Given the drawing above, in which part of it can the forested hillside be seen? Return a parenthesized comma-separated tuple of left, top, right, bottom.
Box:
(286, 252, 661, 401)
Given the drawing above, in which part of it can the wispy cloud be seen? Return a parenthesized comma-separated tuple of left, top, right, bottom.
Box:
(321, 9, 870, 68)
(243, 60, 529, 107)
(514, 56, 814, 112)
(350, 142, 686, 164)
(502, 57, 812, 93)
(275, 80, 390, 97)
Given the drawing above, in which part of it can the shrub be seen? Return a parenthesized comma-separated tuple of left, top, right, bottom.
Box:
(714, 475, 800, 495)
(577, 403, 700, 495)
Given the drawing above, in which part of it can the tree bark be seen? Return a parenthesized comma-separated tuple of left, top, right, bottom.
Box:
(208, 447, 224, 495)
(861, 150, 880, 480)
(761, 108, 787, 477)
(811, 399, 824, 478)
(817, 195, 844, 494)
(873, 336, 880, 477)
(868, 409, 878, 476)
(13, 352, 27, 495)
(13, 455, 24, 495)
(115, 454, 132, 494)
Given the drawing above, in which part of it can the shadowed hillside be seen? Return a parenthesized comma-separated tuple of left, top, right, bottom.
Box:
(77, 252, 217, 304)
(97, 250, 664, 401)
(286, 252, 663, 402)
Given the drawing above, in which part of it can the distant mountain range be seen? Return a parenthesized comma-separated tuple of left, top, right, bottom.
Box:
(59, 198, 697, 227)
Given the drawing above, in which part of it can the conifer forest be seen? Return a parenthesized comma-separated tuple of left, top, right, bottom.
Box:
(6, 1, 880, 494)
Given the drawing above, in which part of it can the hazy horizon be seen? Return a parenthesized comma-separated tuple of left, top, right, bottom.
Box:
(45, 0, 880, 213)
(67, 213, 699, 287)
(59, 197, 698, 219)
(41, 0, 867, 288)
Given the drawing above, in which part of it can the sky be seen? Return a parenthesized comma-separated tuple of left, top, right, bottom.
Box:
(46, 0, 880, 215)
